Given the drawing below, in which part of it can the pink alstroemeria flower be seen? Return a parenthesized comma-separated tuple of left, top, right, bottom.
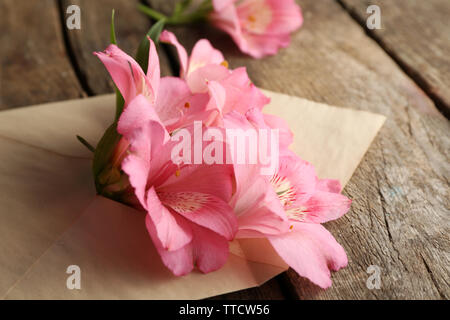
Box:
(209, 0, 303, 58)
(226, 110, 351, 288)
(95, 39, 213, 133)
(117, 94, 238, 276)
(160, 30, 270, 124)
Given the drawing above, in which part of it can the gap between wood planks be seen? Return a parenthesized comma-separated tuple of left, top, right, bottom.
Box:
(335, 0, 450, 119)
(56, 0, 93, 97)
(140, 0, 183, 78)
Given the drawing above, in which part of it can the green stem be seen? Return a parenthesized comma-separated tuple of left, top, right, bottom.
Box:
(166, 11, 206, 25)
(138, 1, 213, 26)
(137, 4, 168, 21)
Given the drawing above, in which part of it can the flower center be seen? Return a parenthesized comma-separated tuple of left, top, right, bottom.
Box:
(270, 173, 308, 222)
(159, 191, 209, 214)
(270, 174, 296, 207)
(285, 206, 308, 222)
(240, 2, 273, 34)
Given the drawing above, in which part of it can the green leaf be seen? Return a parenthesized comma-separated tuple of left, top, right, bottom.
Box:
(173, 0, 192, 18)
(110, 9, 117, 45)
(135, 19, 165, 71)
(115, 87, 125, 121)
(76, 135, 95, 153)
(148, 18, 166, 43)
(92, 123, 122, 192)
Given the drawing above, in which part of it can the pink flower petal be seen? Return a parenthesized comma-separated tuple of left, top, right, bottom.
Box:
(209, 2, 242, 43)
(273, 151, 317, 205)
(231, 161, 289, 236)
(146, 37, 160, 96)
(154, 77, 210, 132)
(145, 215, 194, 276)
(160, 30, 189, 78)
(262, 114, 293, 148)
(157, 164, 237, 241)
(118, 95, 170, 205)
(302, 191, 352, 224)
(237, 184, 290, 236)
(117, 95, 168, 142)
(205, 80, 227, 123)
(154, 77, 190, 127)
(121, 154, 149, 206)
(220, 67, 270, 114)
(146, 213, 229, 275)
(160, 164, 234, 202)
(240, 33, 292, 58)
(212, 0, 236, 12)
(264, 0, 303, 34)
(269, 223, 348, 288)
(188, 39, 225, 75)
(146, 187, 193, 251)
(317, 179, 343, 193)
(187, 64, 230, 93)
(191, 223, 229, 273)
(94, 44, 155, 104)
(158, 191, 237, 241)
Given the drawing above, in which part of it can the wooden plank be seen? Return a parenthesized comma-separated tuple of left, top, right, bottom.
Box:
(148, 0, 450, 299)
(0, 0, 84, 109)
(338, 0, 450, 117)
(59, 0, 172, 96)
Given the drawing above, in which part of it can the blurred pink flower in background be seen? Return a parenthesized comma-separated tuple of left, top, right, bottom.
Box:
(209, 0, 303, 58)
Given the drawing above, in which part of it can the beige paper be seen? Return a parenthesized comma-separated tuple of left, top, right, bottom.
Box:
(0, 91, 385, 299)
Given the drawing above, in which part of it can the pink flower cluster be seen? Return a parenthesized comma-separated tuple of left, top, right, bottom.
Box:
(95, 32, 350, 289)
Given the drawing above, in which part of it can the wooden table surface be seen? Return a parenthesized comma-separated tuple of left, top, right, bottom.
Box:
(1, 0, 448, 299)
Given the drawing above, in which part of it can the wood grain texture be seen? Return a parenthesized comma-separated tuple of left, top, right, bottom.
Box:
(0, 0, 84, 109)
(338, 0, 450, 117)
(148, 0, 450, 299)
(59, 0, 172, 96)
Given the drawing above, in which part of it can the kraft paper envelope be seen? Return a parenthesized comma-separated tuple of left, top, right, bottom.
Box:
(0, 90, 385, 299)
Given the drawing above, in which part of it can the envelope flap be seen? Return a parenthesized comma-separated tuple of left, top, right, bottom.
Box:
(0, 95, 115, 158)
(262, 90, 386, 186)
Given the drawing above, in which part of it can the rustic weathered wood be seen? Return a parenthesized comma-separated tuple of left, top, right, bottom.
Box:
(148, 0, 450, 299)
(338, 0, 450, 118)
(59, 0, 172, 96)
(2, 0, 448, 300)
(0, 0, 84, 109)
